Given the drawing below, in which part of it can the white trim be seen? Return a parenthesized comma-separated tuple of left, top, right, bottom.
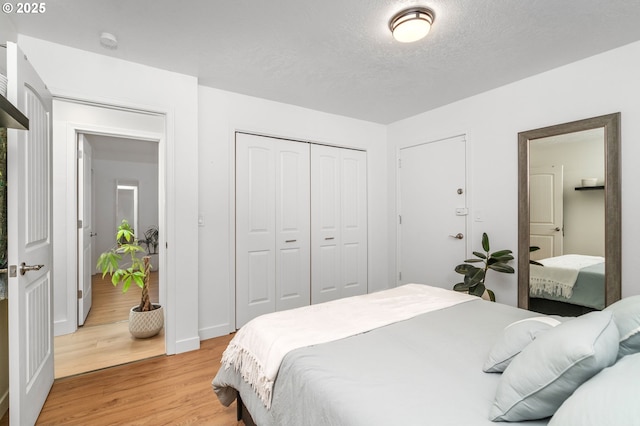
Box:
(54, 98, 174, 354)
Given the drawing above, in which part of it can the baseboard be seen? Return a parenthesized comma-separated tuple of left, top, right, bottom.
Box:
(54, 318, 76, 337)
(174, 336, 200, 354)
(199, 323, 234, 341)
(0, 387, 8, 420)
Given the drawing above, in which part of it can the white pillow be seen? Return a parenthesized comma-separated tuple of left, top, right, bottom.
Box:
(489, 311, 619, 422)
(604, 295, 640, 359)
(483, 316, 562, 373)
(549, 352, 640, 425)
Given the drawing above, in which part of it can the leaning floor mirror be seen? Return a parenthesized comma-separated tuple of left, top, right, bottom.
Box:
(518, 113, 621, 316)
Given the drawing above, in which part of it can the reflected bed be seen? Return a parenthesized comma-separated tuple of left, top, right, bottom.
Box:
(530, 254, 605, 312)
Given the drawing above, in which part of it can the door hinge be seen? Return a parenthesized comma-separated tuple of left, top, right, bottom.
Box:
(398, 158, 401, 168)
(399, 272, 402, 281)
(398, 215, 402, 225)
(77, 290, 82, 299)
(77, 219, 83, 229)
(77, 149, 83, 159)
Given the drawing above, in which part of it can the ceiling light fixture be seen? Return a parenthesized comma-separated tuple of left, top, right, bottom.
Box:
(389, 7, 435, 43)
(99, 32, 118, 49)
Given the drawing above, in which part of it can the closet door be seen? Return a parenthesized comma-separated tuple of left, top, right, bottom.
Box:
(311, 145, 367, 304)
(235, 133, 310, 327)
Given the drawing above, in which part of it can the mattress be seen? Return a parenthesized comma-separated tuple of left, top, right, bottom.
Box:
(213, 293, 549, 426)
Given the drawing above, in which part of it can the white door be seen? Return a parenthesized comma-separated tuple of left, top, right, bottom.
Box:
(6, 42, 54, 426)
(235, 133, 310, 327)
(398, 136, 466, 288)
(311, 145, 367, 304)
(530, 165, 564, 260)
(77, 134, 93, 325)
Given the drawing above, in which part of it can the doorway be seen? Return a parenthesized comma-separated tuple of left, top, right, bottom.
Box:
(55, 133, 164, 378)
(52, 99, 167, 378)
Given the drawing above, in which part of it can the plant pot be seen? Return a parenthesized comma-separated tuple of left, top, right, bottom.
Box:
(128, 304, 164, 338)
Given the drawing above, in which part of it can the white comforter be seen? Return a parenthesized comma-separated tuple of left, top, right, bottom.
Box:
(220, 284, 475, 408)
(530, 254, 604, 298)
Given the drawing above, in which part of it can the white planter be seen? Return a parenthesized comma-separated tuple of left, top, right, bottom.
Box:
(128, 304, 164, 338)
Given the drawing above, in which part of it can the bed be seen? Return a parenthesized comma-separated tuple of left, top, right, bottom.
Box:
(529, 254, 605, 312)
(212, 284, 640, 426)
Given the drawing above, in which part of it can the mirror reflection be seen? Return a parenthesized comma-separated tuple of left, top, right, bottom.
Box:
(116, 181, 139, 237)
(528, 129, 605, 314)
(518, 113, 621, 316)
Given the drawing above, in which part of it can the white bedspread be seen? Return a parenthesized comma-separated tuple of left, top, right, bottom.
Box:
(220, 284, 475, 408)
(529, 254, 604, 298)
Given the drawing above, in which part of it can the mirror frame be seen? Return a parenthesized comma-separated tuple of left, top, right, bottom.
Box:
(518, 113, 621, 310)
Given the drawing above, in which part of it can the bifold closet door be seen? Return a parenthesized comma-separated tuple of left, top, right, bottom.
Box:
(311, 144, 367, 304)
(236, 133, 310, 327)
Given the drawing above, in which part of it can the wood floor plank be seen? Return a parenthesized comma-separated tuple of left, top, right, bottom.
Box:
(37, 334, 239, 425)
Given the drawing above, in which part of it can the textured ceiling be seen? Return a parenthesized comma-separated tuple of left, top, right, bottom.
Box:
(8, 0, 640, 124)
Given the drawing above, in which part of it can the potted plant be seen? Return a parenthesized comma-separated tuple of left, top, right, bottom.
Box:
(96, 219, 163, 338)
(453, 232, 514, 302)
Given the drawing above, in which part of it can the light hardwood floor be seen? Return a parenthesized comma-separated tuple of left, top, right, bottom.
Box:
(39, 333, 238, 425)
(55, 272, 164, 378)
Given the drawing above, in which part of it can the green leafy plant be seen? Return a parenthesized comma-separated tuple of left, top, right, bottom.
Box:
(96, 219, 157, 312)
(529, 246, 543, 266)
(453, 232, 514, 302)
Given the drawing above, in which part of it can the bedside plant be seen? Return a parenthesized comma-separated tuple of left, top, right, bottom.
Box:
(453, 232, 514, 302)
(96, 219, 163, 338)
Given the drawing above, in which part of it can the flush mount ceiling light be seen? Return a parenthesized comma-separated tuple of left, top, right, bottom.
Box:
(389, 7, 435, 43)
(99, 32, 118, 49)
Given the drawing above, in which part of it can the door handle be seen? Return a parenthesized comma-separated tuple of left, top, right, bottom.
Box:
(554, 227, 561, 232)
(325, 237, 335, 240)
(90, 232, 97, 237)
(285, 239, 297, 243)
(449, 233, 464, 240)
(19, 262, 44, 275)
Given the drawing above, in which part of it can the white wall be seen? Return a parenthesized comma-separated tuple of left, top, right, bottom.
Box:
(18, 36, 200, 354)
(388, 40, 640, 304)
(92, 152, 159, 267)
(197, 86, 388, 339)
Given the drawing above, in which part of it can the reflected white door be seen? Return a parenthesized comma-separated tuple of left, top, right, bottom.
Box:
(311, 145, 367, 304)
(6, 42, 54, 426)
(398, 136, 466, 288)
(235, 133, 310, 327)
(530, 165, 564, 260)
(77, 134, 93, 325)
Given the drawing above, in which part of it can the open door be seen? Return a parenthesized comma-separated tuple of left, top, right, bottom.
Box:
(77, 134, 93, 325)
(6, 42, 54, 425)
(529, 165, 564, 260)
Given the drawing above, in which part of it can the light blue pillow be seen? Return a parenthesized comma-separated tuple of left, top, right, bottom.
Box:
(549, 352, 640, 425)
(489, 311, 619, 422)
(483, 316, 562, 373)
(604, 295, 640, 358)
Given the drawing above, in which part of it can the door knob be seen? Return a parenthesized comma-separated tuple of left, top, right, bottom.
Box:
(19, 262, 44, 275)
(449, 233, 464, 240)
(554, 227, 561, 232)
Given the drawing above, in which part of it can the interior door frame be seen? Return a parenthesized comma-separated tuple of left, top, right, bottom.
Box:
(61, 107, 166, 347)
(395, 134, 471, 286)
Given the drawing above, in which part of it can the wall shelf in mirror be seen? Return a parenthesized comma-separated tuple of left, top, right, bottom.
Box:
(575, 185, 605, 191)
(0, 93, 29, 130)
